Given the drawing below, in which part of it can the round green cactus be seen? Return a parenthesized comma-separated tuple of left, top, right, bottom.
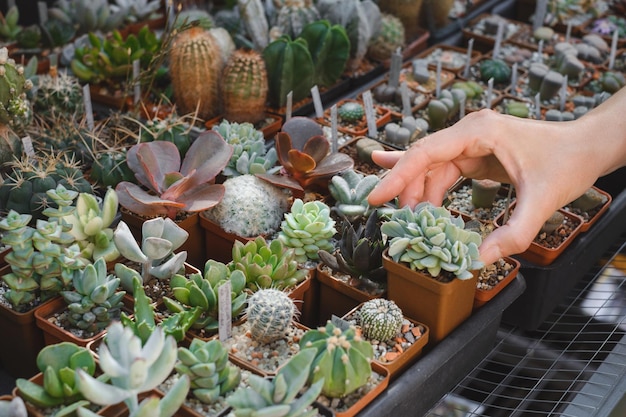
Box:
(358, 298, 404, 342)
(479, 58, 512, 84)
(278, 198, 337, 263)
(246, 288, 297, 344)
(338, 101, 365, 123)
(32, 71, 84, 120)
(367, 13, 405, 62)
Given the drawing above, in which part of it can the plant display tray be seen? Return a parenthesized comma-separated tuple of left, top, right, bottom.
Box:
(502, 184, 626, 331)
(357, 273, 526, 416)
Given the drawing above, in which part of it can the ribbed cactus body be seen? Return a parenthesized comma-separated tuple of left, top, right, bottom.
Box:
(359, 298, 403, 342)
(169, 27, 223, 120)
(34, 72, 84, 120)
(275, 3, 320, 38)
(367, 13, 405, 62)
(246, 289, 296, 344)
(222, 50, 268, 124)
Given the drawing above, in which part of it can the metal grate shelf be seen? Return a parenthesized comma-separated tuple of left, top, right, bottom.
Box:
(426, 237, 626, 417)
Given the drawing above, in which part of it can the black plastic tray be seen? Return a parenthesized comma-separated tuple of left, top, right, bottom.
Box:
(502, 181, 626, 331)
(359, 273, 526, 416)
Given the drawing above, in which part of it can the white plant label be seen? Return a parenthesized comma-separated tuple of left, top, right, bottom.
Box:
(463, 38, 474, 78)
(400, 81, 412, 118)
(37, 2, 48, 25)
(609, 30, 619, 70)
(389, 51, 402, 88)
(218, 281, 232, 341)
(82, 84, 94, 131)
(331, 104, 338, 153)
(363, 90, 377, 139)
(311, 85, 324, 119)
(534, 0, 548, 31)
(133, 59, 141, 105)
(21, 136, 35, 157)
(286, 91, 293, 122)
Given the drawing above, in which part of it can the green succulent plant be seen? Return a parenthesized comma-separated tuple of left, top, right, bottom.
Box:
(175, 338, 241, 404)
(338, 101, 365, 123)
(15, 342, 97, 410)
(31, 71, 85, 121)
(230, 236, 309, 292)
(75, 322, 190, 417)
(328, 169, 380, 220)
(381, 202, 484, 280)
(113, 217, 189, 292)
(162, 259, 248, 332)
(246, 288, 298, 344)
(358, 298, 404, 342)
(256, 116, 354, 196)
(60, 258, 126, 336)
(298, 19, 350, 88)
(278, 198, 337, 264)
(299, 320, 374, 398)
(49, 0, 126, 35)
(226, 347, 324, 417)
(136, 115, 193, 158)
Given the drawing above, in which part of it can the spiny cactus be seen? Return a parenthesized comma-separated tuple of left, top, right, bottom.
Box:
(163, 259, 248, 332)
(75, 322, 190, 417)
(367, 13, 405, 62)
(246, 288, 298, 344)
(15, 342, 96, 410)
(0, 152, 93, 221)
(32, 71, 84, 120)
(137, 115, 192, 158)
(226, 348, 324, 417)
(358, 298, 404, 342)
(169, 27, 225, 120)
(89, 149, 135, 189)
(221, 49, 269, 124)
(203, 175, 289, 238)
(176, 338, 241, 404)
(60, 258, 125, 336)
(381, 203, 484, 280)
(328, 169, 380, 220)
(338, 101, 365, 123)
(231, 236, 309, 291)
(274, 1, 321, 38)
(299, 320, 374, 398)
(298, 19, 350, 88)
(29, 116, 96, 167)
(278, 198, 337, 263)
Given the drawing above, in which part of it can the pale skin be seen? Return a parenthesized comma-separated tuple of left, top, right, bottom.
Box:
(368, 86, 626, 265)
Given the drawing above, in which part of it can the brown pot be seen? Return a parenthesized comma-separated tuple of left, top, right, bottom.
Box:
(285, 269, 313, 317)
(329, 361, 390, 417)
(0, 265, 54, 378)
(315, 264, 385, 326)
(120, 210, 206, 270)
(34, 295, 132, 347)
(382, 250, 478, 343)
(564, 185, 612, 233)
(316, 99, 393, 137)
(198, 212, 257, 264)
(341, 302, 429, 380)
(473, 256, 521, 309)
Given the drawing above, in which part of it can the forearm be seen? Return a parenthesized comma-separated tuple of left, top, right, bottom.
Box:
(572, 86, 626, 177)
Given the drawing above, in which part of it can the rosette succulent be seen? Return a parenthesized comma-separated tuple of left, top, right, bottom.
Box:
(381, 203, 484, 280)
(328, 169, 380, 220)
(278, 198, 337, 263)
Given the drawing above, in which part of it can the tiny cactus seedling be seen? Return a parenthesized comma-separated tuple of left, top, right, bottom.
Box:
(358, 298, 404, 342)
(338, 101, 365, 123)
(246, 288, 297, 344)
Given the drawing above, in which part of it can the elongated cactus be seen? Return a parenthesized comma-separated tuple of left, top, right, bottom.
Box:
(246, 288, 297, 344)
(299, 19, 350, 88)
(263, 35, 315, 108)
(169, 27, 224, 120)
(221, 49, 268, 124)
(274, 1, 321, 38)
(358, 298, 404, 342)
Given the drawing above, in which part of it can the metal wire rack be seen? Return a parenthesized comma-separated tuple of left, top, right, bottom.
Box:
(426, 237, 626, 417)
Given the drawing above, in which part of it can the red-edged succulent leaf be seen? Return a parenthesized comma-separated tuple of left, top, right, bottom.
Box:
(116, 182, 185, 217)
(127, 141, 181, 193)
(302, 135, 329, 164)
(276, 132, 294, 171)
(287, 149, 316, 173)
(176, 183, 226, 212)
(255, 173, 304, 193)
(303, 153, 354, 183)
(280, 116, 324, 150)
(180, 131, 233, 183)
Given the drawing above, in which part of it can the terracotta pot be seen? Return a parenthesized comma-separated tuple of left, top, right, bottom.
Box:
(473, 256, 521, 309)
(198, 212, 257, 264)
(285, 269, 313, 316)
(564, 186, 612, 233)
(399, 62, 456, 96)
(0, 265, 55, 378)
(120, 210, 206, 270)
(298, 266, 320, 328)
(315, 264, 385, 326)
(382, 250, 478, 343)
(341, 302, 429, 380)
(205, 113, 283, 141)
(496, 204, 584, 266)
(35, 295, 132, 347)
(89, 84, 129, 111)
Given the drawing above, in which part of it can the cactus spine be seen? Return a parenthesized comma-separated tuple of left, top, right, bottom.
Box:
(221, 49, 268, 124)
(246, 288, 297, 344)
(359, 298, 404, 342)
(169, 27, 223, 120)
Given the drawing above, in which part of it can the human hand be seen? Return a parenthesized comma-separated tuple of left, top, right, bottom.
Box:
(368, 109, 607, 264)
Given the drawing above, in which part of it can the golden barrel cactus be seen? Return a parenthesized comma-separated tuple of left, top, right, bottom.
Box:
(221, 49, 269, 124)
(169, 27, 223, 120)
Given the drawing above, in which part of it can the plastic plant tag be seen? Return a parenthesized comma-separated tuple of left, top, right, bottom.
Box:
(286, 91, 293, 121)
(535, 93, 541, 119)
(311, 85, 323, 118)
(21, 136, 35, 157)
(363, 90, 377, 138)
(609, 30, 619, 70)
(510, 62, 518, 94)
(83, 84, 94, 131)
(493, 21, 504, 59)
(486, 78, 494, 109)
(37, 1, 48, 25)
(133, 60, 141, 105)
(400, 81, 412, 118)
(389, 50, 402, 88)
(565, 22, 572, 43)
(560, 75, 568, 112)
(218, 280, 232, 341)
(533, 0, 548, 31)
(463, 38, 474, 78)
(331, 104, 338, 153)
(331, 315, 352, 331)
(435, 60, 442, 97)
